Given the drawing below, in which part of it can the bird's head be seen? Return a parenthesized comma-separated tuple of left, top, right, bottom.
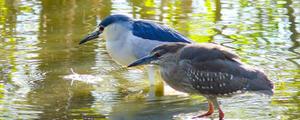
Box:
(79, 14, 132, 44)
(128, 43, 187, 67)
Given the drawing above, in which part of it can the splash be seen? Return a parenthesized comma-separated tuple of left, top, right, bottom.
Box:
(63, 68, 103, 85)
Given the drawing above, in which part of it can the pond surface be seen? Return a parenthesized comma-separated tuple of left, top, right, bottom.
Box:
(0, 0, 300, 120)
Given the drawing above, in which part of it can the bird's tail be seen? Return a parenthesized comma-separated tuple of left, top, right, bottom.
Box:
(246, 70, 274, 96)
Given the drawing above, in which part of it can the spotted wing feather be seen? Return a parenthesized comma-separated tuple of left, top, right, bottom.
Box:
(184, 67, 248, 96)
(178, 43, 273, 96)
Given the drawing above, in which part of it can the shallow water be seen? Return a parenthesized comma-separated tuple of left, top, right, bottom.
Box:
(0, 0, 299, 120)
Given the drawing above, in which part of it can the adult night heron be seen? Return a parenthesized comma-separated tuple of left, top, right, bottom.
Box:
(79, 14, 191, 66)
(128, 43, 274, 120)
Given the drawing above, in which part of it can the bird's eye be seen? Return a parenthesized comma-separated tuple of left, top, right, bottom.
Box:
(154, 52, 161, 57)
(99, 26, 104, 31)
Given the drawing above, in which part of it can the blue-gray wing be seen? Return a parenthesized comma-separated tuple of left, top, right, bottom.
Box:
(132, 20, 192, 43)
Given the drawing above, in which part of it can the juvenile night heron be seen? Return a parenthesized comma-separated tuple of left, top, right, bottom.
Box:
(128, 43, 274, 120)
(80, 14, 191, 66)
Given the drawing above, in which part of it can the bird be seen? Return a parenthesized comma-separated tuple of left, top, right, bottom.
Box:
(127, 42, 274, 120)
(79, 14, 191, 66)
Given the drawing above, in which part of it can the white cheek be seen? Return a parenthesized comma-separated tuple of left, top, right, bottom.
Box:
(150, 60, 159, 64)
(99, 33, 104, 38)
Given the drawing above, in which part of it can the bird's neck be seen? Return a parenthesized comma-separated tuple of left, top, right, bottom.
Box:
(103, 23, 131, 41)
(102, 23, 137, 65)
(160, 55, 179, 72)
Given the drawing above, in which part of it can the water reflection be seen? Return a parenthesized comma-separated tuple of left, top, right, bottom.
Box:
(0, 0, 43, 119)
(0, 0, 299, 119)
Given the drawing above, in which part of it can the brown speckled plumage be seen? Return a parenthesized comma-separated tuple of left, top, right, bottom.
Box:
(128, 42, 274, 120)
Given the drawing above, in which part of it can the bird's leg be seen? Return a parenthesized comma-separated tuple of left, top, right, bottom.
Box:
(211, 98, 224, 120)
(218, 107, 224, 120)
(147, 65, 156, 86)
(192, 101, 214, 118)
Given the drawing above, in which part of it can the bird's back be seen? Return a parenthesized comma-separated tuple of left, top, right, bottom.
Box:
(131, 20, 192, 60)
(132, 20, 192, 43)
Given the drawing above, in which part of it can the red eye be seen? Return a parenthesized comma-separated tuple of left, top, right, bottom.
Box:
(99, 26, 104, 31)
(154, 53, 161, 57)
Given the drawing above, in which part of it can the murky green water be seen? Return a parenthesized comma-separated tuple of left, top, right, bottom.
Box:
(0, 0, 299, 120)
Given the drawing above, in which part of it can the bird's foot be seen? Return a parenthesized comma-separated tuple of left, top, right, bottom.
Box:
(192, 102, 214, 119)
(192, 112, 213, 119)
(218, 107, 224, 120)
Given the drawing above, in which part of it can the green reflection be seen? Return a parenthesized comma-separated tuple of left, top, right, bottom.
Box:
(0, 83, 3, 101)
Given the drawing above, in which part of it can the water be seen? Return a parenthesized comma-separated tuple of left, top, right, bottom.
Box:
(0, 0, 299, 120)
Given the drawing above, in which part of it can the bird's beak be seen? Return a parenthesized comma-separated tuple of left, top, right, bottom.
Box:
(79, 30, 102, 44)
(128, 54, 158, 67)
